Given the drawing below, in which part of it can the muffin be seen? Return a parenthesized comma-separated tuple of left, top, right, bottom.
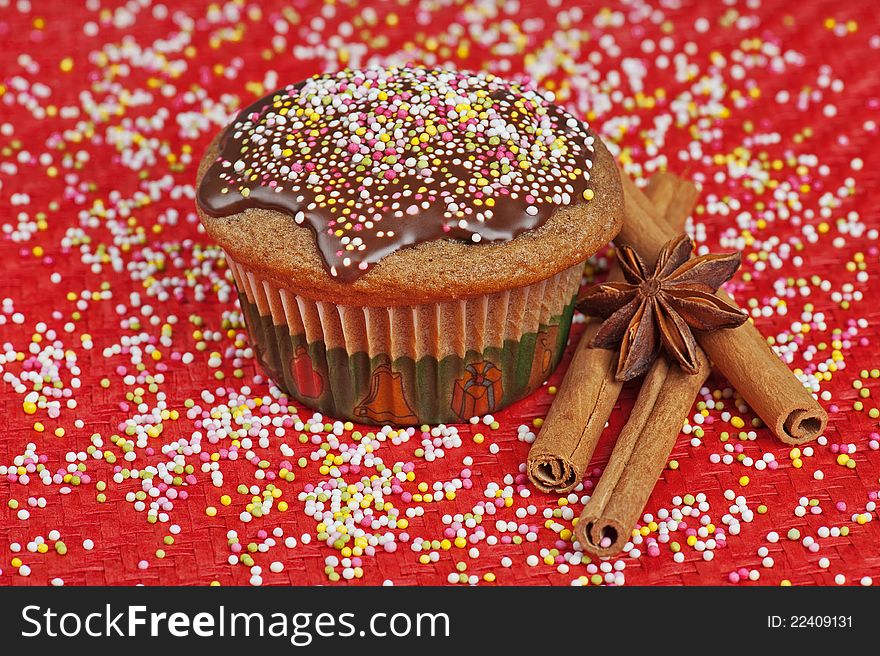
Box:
(196, 66, 623, 425)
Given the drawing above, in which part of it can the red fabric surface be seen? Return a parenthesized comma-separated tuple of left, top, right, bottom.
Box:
(1, 0, 879, 586)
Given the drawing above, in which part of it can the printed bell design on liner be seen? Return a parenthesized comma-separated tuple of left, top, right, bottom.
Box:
(451, 361, 504, 419)
(528, 324, 560, 390)
(289, 345, 324, 399)
(354, 364, 419, 424)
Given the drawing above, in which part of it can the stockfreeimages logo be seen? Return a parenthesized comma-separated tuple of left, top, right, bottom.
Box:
(21, 605, 450, 645)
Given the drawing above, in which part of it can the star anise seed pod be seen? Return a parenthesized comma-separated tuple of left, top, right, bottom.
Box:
(578, 234, 748, 381)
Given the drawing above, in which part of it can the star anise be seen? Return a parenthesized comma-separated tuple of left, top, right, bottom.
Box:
(578, 234, 748, 381)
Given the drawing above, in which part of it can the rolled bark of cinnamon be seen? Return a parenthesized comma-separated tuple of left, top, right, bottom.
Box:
(574, 176, 710, 556)
(527, 174, 696, 493)
(617, 172, 827, 445)
(527, 322, 623, 493)
(575, 351, 710, 557)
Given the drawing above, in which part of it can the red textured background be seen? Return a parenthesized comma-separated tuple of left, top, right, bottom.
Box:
(1, 0, 879, 586)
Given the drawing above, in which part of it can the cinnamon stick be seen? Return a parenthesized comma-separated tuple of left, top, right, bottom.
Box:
(575, 350, 710, 557)
(527, 175, 696, 493)
(527, 322, 623, 493)
(617, 172, 827, 445)
(573, 178, 710, 556)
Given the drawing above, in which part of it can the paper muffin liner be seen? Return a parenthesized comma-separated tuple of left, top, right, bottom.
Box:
(227, 256, 583, 425)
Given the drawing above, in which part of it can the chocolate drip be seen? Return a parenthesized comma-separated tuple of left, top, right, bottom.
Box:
(197, 67, 595, 283)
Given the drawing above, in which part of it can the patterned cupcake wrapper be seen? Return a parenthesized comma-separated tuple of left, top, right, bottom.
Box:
(228, 257, 583, 425)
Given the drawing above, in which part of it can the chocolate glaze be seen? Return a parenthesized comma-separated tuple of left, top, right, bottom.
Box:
(197, 67, 595, 283)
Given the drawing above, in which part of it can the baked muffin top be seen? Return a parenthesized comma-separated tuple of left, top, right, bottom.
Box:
(196, 66, 622, 305)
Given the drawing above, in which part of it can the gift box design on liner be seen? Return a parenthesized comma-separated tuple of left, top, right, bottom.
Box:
(451, 361, 504, 418)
